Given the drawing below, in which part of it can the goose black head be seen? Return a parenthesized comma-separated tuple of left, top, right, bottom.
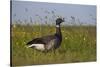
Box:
(56, 18, 64, 25)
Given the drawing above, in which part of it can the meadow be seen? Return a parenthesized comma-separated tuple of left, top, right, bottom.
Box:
(11, 24, 96, 66)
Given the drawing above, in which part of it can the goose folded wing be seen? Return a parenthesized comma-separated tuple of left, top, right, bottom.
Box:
(26, 38, 45, 45)
(27, 35, 56, 45)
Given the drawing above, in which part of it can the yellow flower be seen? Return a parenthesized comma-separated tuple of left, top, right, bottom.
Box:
(83, 37, 86, 41)
(65, 37, 68, 40)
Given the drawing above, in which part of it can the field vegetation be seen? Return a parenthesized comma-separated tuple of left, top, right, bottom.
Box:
(11, 24, 96, 66)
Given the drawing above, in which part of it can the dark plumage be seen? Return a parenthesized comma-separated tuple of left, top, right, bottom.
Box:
(26, 18, 64, 51)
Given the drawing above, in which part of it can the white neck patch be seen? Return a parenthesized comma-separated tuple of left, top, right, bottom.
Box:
(56, 25, 60, 27)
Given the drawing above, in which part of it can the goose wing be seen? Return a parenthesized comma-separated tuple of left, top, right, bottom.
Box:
(26, 35, 56, 45)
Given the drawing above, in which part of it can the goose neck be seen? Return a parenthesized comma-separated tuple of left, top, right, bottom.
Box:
(56, 24, 62, 37)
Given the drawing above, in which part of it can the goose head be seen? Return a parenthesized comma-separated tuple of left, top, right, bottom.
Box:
(56, 18, 64, 25)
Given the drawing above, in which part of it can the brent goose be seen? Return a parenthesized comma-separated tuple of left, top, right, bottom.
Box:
(26, 18, 64, 52)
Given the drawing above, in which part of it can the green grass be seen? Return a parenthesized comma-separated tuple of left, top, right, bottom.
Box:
(11, 24, 96, 66)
